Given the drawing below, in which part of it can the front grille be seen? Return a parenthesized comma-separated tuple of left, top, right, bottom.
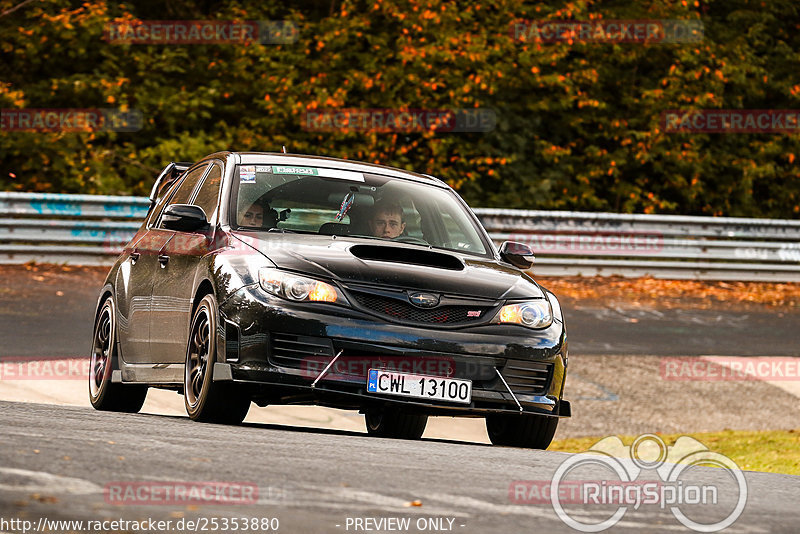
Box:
(501, 360, 552, 396)
(349, 291, 493, 325)
(269, 334, 334, 369)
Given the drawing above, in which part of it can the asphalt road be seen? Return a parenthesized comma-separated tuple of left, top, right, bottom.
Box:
(2, 401, 799, 534)
(2, 267, 799, 533)
(2, 266, 799, 357)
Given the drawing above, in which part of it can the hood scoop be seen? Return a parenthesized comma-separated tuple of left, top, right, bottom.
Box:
(350, 244, 464, 271)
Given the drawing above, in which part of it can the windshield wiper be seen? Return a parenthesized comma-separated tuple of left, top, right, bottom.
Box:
(267, 228, 319, 235)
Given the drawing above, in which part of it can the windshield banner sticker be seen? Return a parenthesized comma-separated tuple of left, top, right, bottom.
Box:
(271, 166, 319, 176)
(265, 165, 365, 182)
(316, 168, 366, 182)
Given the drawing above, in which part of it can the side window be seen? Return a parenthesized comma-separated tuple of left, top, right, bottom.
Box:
(145, 179, 179, 228)
(157, 164, 209, 228)
(192, 163, 222, 222)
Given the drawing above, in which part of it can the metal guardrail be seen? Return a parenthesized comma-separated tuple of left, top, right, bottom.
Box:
(1, 192, 799, 280)
(0, 193, 148, 266)
(474, 209, 800, 281)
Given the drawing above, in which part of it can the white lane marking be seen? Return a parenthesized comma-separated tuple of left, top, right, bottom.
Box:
(424, 493, 745, 532)
(0, 466, 101, 495)
(425, 493, 557, 520)
(268, 485, 469, 516)
(1, 430, 45, 437)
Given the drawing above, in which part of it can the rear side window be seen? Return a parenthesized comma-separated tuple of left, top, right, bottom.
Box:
(192, 163, 223, 222)
(157, 163, 209, 228)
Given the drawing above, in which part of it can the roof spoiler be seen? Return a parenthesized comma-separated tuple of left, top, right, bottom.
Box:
(149, 162, 194, 206)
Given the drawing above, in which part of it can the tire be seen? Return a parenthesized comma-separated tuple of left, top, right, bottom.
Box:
(365, 408, 428, 439)
(184, 294, 250, 424)
(89, 296, 148, 412)
(486, 413, 558, 449)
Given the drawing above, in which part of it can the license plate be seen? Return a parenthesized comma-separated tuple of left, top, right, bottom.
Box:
(366, 369, 472, 404)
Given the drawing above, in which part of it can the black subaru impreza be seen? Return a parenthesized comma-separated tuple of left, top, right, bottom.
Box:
(89, 151, 570, 448)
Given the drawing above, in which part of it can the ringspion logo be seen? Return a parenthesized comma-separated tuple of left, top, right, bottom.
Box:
(511, 434, 747, 532)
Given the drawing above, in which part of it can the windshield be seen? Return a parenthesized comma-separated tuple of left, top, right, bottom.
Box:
(231, 164, 488, 256)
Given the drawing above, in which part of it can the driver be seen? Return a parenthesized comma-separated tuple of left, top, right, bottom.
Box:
(369, 200, 406, 238)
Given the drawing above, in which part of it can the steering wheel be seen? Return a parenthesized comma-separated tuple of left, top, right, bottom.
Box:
(393, 236, 428, 245)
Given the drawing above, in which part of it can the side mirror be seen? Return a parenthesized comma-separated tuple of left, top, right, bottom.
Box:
(499, 241, 535, 270)
(162, 204, 209, 233)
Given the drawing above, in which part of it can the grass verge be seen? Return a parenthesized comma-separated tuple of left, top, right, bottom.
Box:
(550, 429, 800, 476)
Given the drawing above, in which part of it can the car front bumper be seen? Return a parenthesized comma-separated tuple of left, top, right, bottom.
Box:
(216, 285, 570, 418)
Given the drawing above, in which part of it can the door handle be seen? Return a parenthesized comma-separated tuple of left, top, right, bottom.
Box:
(130, 251, 140, 264)
(158, 254, 169, 268)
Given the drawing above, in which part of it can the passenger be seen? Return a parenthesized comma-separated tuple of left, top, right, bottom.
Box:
(369, 200, 406, 239)
(240, 202, 264, 227)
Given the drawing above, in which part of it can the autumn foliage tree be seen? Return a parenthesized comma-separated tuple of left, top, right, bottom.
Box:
(1, 0, 799, 218)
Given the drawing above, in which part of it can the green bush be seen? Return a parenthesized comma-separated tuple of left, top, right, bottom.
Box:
(1, 0, 799, 217)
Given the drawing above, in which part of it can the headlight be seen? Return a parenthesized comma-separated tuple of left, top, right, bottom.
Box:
(258, 268, 343, 303)
(495, 300, 553, 329)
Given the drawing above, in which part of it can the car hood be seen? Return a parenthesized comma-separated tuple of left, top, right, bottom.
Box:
(232, 232, 545, 300)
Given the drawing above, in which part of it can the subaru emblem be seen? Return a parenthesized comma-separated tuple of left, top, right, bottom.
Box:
(408, 292, 440, 308)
